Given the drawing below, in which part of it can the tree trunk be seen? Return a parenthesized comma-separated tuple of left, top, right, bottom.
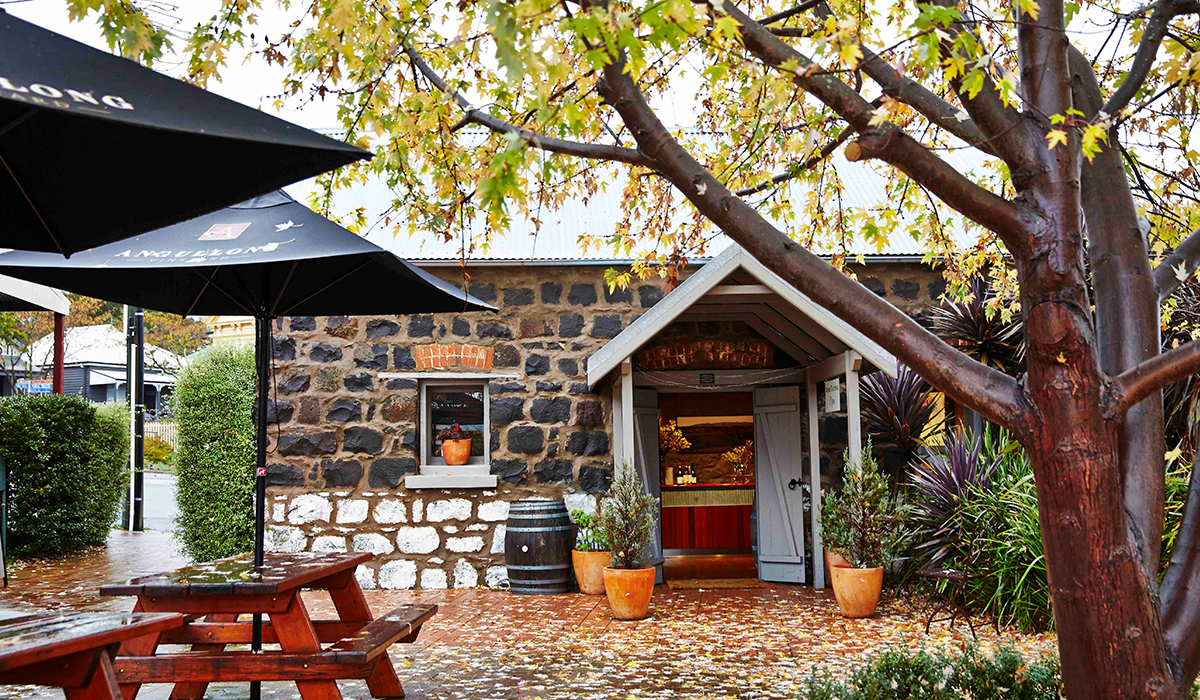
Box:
(1024, 299, 1179, 699)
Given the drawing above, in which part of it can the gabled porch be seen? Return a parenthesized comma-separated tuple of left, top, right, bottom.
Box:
(588, 245, 897, 588)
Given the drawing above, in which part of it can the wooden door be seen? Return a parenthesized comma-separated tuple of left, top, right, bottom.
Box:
(632, 388, 664, 582)
(754, 386, 807, 583)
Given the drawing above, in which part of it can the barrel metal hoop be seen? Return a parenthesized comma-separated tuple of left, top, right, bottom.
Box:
(509, 577, 573, 585)
(506, 513, 570, 520)
(507, 563, 573, 571)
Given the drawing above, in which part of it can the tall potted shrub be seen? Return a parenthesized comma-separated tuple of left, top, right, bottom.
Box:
(570, 509, 609, 594)
(820, 442, 908, 618)
(596, 465, 658, 620)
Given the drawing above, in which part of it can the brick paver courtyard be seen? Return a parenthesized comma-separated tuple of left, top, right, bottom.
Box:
(0, 533, 1058, 699)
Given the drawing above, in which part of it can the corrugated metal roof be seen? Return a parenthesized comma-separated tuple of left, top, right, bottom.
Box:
(286, 145, 994, 264)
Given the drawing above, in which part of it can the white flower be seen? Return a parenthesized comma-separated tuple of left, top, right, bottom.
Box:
(890, 680, 898, 690)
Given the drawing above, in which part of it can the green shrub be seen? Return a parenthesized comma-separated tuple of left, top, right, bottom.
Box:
(802, 645, 1062, 699)
(171, 344, 256, 561)
(0, 394, 128, 557)
(820, 441, 909, 568)
(595, 464, 658, 568)
(144, 436, 174, 465)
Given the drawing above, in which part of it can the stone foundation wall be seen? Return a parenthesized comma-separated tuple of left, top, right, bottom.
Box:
(263, 259, 944, 589)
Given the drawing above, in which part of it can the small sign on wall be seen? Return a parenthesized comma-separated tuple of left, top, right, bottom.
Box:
(824, 378, 841, 412)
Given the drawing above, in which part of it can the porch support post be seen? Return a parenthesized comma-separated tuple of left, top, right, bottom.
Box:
(845, 351, 862, 467)
(618, 359, 635, 475)
(807, 375, 824, 590)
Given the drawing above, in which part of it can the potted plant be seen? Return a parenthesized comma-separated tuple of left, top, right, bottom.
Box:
(569, 509, 610, 594)
(595, 465, 659, 620)
(820, 441, 909, 618)
(435, 423, 475, 466)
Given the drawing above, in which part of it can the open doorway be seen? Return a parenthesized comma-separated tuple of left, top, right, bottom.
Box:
(658, 391, 758, 582)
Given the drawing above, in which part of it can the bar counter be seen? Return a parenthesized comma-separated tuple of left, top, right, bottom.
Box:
(660, 484, 754, 550)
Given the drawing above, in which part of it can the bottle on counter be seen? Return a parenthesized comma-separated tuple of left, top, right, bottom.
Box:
(665, 466, 675, 486)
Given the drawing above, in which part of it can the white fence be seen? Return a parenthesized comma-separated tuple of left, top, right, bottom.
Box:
(145, 420, 178, 449)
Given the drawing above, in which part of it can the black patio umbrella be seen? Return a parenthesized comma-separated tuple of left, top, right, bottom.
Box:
(0, 191, 494, 693)
(0, 10, 369, 255)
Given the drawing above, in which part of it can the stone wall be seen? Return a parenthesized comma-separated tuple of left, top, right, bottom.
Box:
(263, 259, 944, 589)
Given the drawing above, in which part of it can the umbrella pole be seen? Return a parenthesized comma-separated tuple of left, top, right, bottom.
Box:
(251, 313, 270, 700)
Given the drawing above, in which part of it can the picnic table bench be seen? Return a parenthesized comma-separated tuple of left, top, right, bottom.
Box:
(100, 552, 436, 700)
(0, 610, 183, 700)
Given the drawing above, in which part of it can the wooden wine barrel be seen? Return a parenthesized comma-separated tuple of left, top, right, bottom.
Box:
(504, 499, 576, 595)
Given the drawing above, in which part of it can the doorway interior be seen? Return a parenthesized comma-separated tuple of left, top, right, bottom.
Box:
(658, 391, 758, 581)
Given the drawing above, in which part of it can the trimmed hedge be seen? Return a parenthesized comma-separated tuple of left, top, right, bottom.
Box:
(0, 394, 128, 557)
(171, 344, 256, 561)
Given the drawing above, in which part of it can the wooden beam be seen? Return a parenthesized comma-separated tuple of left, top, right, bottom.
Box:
(113, 653, 377, 683)
(696, 285, 777, 304)
(807, 352, 853, 384)
(846, 351, 862, 468)
(677, 305, 830, 360)
(619, 359, 635, 474)
(808, 379, 824, 590)
(633, 368, 806, 388)
(765, 300, 846, 354)
(675, 312, 814, 364)
(158, 621, 362, 646)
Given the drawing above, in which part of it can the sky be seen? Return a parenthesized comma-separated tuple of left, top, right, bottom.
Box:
(4, 0, 341, 129)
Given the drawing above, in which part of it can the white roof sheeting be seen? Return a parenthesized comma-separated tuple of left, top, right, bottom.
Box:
(28, 324, 184, 371)
(287, 147, 995, 263)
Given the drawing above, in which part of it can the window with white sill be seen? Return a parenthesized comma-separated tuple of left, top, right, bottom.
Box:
(406, 378, 496, 488)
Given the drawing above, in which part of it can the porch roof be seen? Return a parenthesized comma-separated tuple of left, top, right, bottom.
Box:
(586, 245, 898, 387)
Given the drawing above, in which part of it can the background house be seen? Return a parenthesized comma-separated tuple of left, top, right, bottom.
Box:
(28, 324, 185, 415)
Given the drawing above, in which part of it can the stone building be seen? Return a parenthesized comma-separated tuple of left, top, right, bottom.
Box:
(263, 229, 945, 590)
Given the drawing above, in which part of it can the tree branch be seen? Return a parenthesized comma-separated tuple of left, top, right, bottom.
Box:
(717, 1, 1031, 251)
(843, 130, 1027, 239)
(926, 0, 1037, 175)
(403, 45, 656, 168)
(856, 44, 999, 157)
(1161, 454, 1200, 688)
(596, 36, 1034, 437)
(1155, 227, 1200, 302)
(1103, 0, 1200, 117)
(757, 0, 825, 25)
(734, 125, 852, 197)
(1113, 340, 1200, 413)
(1069, 42, 1166, 579)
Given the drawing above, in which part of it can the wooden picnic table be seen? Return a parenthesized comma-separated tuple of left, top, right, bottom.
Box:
(0, 610, 183, 700)
(100, 552, 436, 700)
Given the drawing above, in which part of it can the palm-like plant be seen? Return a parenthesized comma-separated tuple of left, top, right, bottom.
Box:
(908, 428, 998, 567)
(1162, 279, 1200, 456)
(860, 366, 946, 465)
(926, 278, 1024, 375)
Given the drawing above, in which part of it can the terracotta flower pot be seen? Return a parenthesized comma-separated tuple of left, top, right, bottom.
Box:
(829, 566, 884, 618)
(441, 438, 472, 466)
(824, 549, 851, 581)
(603, 566, 656, 620)
(573, 550, 610, 595)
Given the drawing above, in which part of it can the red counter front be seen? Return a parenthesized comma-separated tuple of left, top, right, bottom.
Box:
(661, 485, 754, 550)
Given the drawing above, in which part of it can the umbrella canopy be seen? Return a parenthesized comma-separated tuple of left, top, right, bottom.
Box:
(0, 11, 369, 255)
(0, 190, 490, 317)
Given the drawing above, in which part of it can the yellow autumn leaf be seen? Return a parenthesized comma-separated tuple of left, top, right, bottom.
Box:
(1045, 129, 1068, 149)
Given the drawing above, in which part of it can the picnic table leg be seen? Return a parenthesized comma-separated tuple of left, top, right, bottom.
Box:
(270, 590, 343, 700)
(65, 648, 122, 700)
(169, 613, 239, 700)
(117, 599, 164, 700)
(325, 573, 405, 699)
